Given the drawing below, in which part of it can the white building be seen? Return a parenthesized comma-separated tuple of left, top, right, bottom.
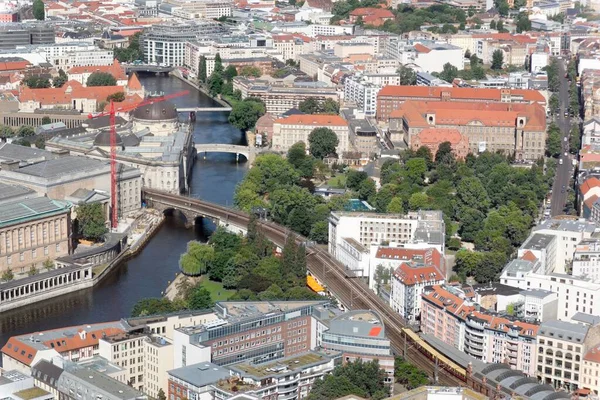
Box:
(343, 74, 381, 116)
(530, 52, 549, 73)
(573, 239, 600, 282)
(387, 247, 444, 322)
(384, 38, 463, 73)
(336, 237, 370, 278)
(533, 219, 598, 274)
(515, 289, 558, 323)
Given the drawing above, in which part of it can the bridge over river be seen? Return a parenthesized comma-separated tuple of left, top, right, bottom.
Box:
(194, 143, 262, 163)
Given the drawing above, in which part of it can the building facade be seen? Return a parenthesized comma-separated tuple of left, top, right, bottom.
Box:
(272, 114, 349, 154)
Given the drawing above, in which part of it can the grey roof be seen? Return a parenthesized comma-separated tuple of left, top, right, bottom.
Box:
(168, 362, 230, 387)
(473, 283, 521, 297)
(0, 197, 71, 228)
(535, 218, 598, 234)
(421, 333, 485, 369)
(0, 182, 36, 204)
(0, 142, 58, 163)
(502, 259, 536, 275)
(571, 312, 600, 326)
(63, 365, 146, 400)
(16, 157, 109, 179)
(85, 115, 127, 130)
(31, 360, 64, 388)
(538, 320, 588, 343)
(521, 233, 556, 251)
(520, 289, 555, 299)
(132, 99, 178, 121)
(328, 310, 385, 338)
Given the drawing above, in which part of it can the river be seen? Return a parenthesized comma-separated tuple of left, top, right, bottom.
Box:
(0, 75, 247, 347)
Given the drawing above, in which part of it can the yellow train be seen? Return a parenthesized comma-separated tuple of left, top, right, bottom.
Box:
(402, 328, 467, 382)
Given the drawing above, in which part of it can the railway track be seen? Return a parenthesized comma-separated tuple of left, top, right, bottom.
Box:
(143, 190, 469, 387)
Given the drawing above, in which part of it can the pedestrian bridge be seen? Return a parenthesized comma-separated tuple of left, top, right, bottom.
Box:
(194, 143, 259, 163)
(124, 64, 174, 74)
(178, 107, 232, 112)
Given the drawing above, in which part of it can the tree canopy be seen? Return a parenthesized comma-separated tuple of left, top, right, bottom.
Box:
(179, 241, 215, 276)
(298, 98, 340, 114)
(23, 75, 50, 89)
(86, 72, 117, 86)
(33, 0, 45, 20)
(308, 359, 388, 400)
(76, 203, 107, 242)
(308, 128, 339, 159)
(228, 98, 266, 131)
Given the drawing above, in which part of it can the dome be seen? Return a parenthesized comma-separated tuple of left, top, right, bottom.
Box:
(122, 134, 141, 147)
(132, 99, 178, 121)
(94, 130, 123, 147)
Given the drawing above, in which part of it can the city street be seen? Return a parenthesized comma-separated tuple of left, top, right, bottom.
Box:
(550, 60, 573, 217)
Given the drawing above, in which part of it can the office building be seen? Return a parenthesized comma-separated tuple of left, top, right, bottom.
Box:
(573, 239, 600, 282)
(388, 100, 547, 160)
(376, 86, 546, 122)
(0, 24, 54, 49)
(141, 21, 227, 66)
(343, 75, 382, 117)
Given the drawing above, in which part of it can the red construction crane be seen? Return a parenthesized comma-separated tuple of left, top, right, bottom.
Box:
(88, 90, 190, 229)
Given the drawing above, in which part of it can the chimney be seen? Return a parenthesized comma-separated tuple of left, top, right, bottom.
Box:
(51, 149, 70, 158)
(0, 160, 19, 171)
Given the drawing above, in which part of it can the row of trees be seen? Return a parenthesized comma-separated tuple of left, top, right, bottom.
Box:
(23, 71, 117, 88)
(131, 280, 214, 317)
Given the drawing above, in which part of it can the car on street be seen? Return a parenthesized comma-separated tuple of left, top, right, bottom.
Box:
(559, 159, 563, 165)
(562, 188, 566, 193)
(564, 152, 568, 157)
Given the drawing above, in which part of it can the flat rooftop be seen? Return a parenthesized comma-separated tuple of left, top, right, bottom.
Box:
(0, 197, 71, 228)
(13, 387, 50, 400)
(521, 233, 556, 251)
(229, 351, 331, 379)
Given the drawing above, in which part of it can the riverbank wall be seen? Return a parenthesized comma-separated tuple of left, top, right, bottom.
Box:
(170, 70, 231, 108)
(0, 211, 164, 313)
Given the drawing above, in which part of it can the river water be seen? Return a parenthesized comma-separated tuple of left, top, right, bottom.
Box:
(0, 75, 247, 347)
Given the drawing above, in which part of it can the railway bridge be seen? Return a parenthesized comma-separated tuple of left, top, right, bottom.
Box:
(141, 188, 547, 399)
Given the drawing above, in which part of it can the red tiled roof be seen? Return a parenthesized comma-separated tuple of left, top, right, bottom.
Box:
(67, 59, 126, 80)
(393, 262, 443, 285)
(376, 247, 442, 267)
(1, 338, 38, 366)
(520, 250, 538, 262)
(19, 80, 125, 105)
(127, 72, 142, 91)
(584, 195, 599, 211)
(274, 114, 348, 127)
(349, 7, 394, 18)
(414, 128, 463, 145)
(585, 345, 600, 363)
(0, 61, 30, 72)
(43, 327, 124, 353)
(580, 177, 600, 195)
(414, 43, 431, 53)
(378, 85, 546, 104)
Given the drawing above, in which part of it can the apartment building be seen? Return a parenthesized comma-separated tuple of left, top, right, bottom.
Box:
(421, 285, 538, 376)
(388, 100, 547, 160)
(161, 0, 232, 18)
(143, 336, 173, 399)
(383, 38, 463, 74)
(0, 24, 54, 49)
(272, 114, 349, 154)
(388, 247, 445, 322)
(573, 238, 600, 282)
(0, 196, 72, 274)
(376, 86, 546, 122)
(536, 320, 588, 391)
(98, 333, 147, 392)
(272, 34, 311, 62)
(514, 289, 558, 323)
(233, 77, 338, 116)
(343, 74, 382, 116)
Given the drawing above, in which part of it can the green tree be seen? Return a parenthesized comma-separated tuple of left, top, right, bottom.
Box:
(53, 69, 67, 88)
(545, 122, 562, 157)
(208, 72, 224, 96)
(179, 241, 215, 276)
(131, 298, 174, 317)
(41, 116, 51, 125)
(404, 158, 427, 185)
(489, 19, 497, 29)
(198, 55, 207, 83)
(28, 265, 38, 276)
(33, 0, 44, 20)
(23, 75, 50, 88)
(491, 49, 504, 70)
(358, 178, 376, 202)
(299, 98, 320, 113)
(322, 98, 340, 114)
(214, 53, 223, 74)
(224, 65, 238, 81)
(570, 124, 581, 154)
(0, 125, 13, 138)
(409, 192, 429, 210)
(456, 177, 490, 213)
(35, 136, 45, 149)
(439, 62, 459, 83)
(239, 65, 262, 77)
(43, 258, 55, 270)
(496, 19, 505, 32)
(107, 92, 125, 102)
(308, 127, 339, 159)
(309, 220, 329, 243)
(549, 93, 559, 113)
(86, 72, 117, 86)
(309, 359, 388, 400)
(395, 358, 430, 390)
(386, 197, 404, 213)
(515, 11, 531, 32)
(1, 268, 13, 282)
(17, 126, 35, 137)
(76, 203, 107, 242)
(454, 249, 484, 277)
(398, 65, 417, 85)
(187, 287, 214, 309)
(346, 170, 368, 190)
(157, 389, 166, 400)
(228, 99, 266, 131)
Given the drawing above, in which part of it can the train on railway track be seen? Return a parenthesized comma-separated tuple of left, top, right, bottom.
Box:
(403, 328, 468, 382)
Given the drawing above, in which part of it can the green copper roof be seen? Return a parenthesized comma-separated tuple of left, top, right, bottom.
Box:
(0, 197, 72, 228)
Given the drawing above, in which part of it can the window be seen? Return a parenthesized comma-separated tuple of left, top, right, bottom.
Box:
(44, 247, 48, 256)
(56, 244, 60, 252)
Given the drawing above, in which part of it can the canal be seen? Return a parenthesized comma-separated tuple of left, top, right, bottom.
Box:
(0, 75, 247, 347)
